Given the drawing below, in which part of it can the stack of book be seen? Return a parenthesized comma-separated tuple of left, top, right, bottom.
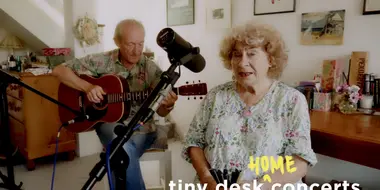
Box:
(372, 77, 380, 108)
(295, 81, 317, 110)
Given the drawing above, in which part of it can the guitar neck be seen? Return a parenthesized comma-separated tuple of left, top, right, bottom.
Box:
(107, 87, 179, 103)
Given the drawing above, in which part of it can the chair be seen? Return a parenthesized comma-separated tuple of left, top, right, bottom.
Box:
(140, 149, 172, 190)
(102, 116, 174, 189)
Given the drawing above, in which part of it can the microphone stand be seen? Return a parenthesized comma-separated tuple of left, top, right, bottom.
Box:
(81, 47, 200, 190)
(0, 70, 84, 190)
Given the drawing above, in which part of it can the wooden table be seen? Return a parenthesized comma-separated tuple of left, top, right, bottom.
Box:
(310, 111, 380, 170)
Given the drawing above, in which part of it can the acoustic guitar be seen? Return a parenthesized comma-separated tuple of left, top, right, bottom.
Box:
(58, 74, 208, 133)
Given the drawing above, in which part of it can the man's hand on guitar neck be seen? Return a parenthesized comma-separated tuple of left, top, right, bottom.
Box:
(156, 91, 178, 117)
(85, 84, 106, 103)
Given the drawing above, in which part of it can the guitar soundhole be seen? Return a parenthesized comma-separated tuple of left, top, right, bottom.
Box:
(93, 99, 108, 110)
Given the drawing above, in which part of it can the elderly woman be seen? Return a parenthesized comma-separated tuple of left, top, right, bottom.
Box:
(181, 20, 317, 190)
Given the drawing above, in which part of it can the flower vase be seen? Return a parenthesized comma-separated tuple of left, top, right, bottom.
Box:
(338, 100, 357, 114)
(332, 92, 344, 111)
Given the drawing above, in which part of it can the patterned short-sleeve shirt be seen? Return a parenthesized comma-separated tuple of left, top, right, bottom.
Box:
(181, 80, 318, 185)
(63, 49, 162, 133)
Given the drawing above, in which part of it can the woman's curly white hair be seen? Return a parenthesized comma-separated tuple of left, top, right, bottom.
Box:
(219, 20, 289, 79)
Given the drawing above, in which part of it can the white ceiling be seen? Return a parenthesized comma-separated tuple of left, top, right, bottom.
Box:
(0, 9, 48, 53)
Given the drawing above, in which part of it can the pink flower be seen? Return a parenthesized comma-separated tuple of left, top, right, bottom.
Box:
(285, 130, 299, 138)
(337, 84, 363, 104)
(336, 83, 350, 93)
(336, 86, 342, 93)
(292, 96, 298, 104)
(243, 110, 252, 117)
(342, 84, 349, 91)
(349, 92, 362, 104)
(240, 125, 248, 133)
(215, 128, 220, 135)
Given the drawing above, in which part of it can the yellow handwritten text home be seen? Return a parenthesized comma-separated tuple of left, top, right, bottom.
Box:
(247, 156, 297, 183)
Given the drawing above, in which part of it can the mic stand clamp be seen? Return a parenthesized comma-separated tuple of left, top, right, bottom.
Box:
(81, 48, 199, 190)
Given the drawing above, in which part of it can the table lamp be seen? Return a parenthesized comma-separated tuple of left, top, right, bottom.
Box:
(0, 34, 24, 70)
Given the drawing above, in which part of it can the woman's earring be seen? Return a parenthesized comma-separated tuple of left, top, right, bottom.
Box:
(232, 75, 236, 81)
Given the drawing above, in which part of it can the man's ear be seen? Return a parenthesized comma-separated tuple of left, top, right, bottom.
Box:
(114, 37, 120, 47)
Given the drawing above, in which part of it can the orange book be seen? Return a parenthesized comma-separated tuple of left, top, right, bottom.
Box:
(321, 59, 344, 92)
(348, 51, 368, 91)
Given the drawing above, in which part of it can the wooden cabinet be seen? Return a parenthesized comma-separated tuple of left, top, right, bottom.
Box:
(6, 73, 76, 170)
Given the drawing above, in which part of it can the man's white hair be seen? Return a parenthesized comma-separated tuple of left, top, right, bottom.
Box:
(113, 18, 145, 42)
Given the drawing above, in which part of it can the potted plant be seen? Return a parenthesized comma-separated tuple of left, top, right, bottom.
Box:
(335, 84, 362, 114)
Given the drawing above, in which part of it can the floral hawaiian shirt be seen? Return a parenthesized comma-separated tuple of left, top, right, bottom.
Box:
(63, 49, 162, 133)
(181, 80, 318, 186)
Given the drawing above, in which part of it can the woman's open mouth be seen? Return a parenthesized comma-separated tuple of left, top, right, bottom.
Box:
(238, 72, 253, 77)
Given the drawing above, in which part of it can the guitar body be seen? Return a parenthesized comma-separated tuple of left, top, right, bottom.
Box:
(58, 73, 208, 133)
(58, 74, 131, 133)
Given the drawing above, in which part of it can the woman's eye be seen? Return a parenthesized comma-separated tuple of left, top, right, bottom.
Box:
(232, 52, 241, 57)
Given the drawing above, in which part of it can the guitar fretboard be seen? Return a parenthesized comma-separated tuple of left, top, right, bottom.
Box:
(107, 87, 179, 103)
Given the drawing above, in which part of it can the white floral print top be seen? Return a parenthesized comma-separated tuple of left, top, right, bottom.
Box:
(181, 80, 318, 184)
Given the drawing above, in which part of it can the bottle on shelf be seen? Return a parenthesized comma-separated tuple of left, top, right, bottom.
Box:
(16, 56, 22, 72)
(8, 55, 17, 71)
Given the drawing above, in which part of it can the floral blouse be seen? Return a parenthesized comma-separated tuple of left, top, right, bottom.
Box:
(181, 80, 318, 184)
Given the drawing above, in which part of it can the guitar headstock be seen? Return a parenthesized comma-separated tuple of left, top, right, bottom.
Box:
(176, 80, 208, 100)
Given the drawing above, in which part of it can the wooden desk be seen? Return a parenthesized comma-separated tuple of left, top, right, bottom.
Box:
(310, 111, 380, 170)
(4, 72, 76, 170)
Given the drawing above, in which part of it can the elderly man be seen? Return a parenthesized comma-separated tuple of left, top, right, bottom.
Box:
(52, 19, 177, 189)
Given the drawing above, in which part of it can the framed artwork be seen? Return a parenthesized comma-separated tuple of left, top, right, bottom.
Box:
(363, 0, 380, 15)
(300, 10, 345, 45)
(167, 0, 195, 26)
(254, 0, 296, 15)
(206, 0, 231, 30)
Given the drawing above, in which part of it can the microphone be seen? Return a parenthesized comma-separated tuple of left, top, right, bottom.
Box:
(156, 28, 206, 73)
(62, 115, 90, 126)
(141, 83, 173, 124)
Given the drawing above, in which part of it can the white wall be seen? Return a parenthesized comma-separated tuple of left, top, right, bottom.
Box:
(0, 0, 65, 48)
(100, 0, 380, 189)
(44, 0, 64, 15)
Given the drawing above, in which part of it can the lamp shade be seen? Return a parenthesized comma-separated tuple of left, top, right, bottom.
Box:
(0, 35, 24, 49)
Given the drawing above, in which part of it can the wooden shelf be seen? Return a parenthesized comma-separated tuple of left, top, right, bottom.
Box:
(310, 111, 380, 170)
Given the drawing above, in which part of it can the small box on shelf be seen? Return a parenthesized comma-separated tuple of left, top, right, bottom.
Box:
(42, 48, 71, 56)
(313, 92, 332, 112)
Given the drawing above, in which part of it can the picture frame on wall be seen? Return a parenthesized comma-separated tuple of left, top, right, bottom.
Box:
(363, 0, 380, 15)
(205, 0, 232, 30)
(254, 0, 296, 16)
(300, 9, 345, 46)
(167, 0, 195, 26)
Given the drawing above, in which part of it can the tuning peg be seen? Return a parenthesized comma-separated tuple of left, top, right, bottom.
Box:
(194, 97, 196, 100)
(198, 80, 201, 83)
(186, 81, 189, 84)
(200, 97, 203, 99)
(188, 97, 190, 100)
(193, 81, 195, 84)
